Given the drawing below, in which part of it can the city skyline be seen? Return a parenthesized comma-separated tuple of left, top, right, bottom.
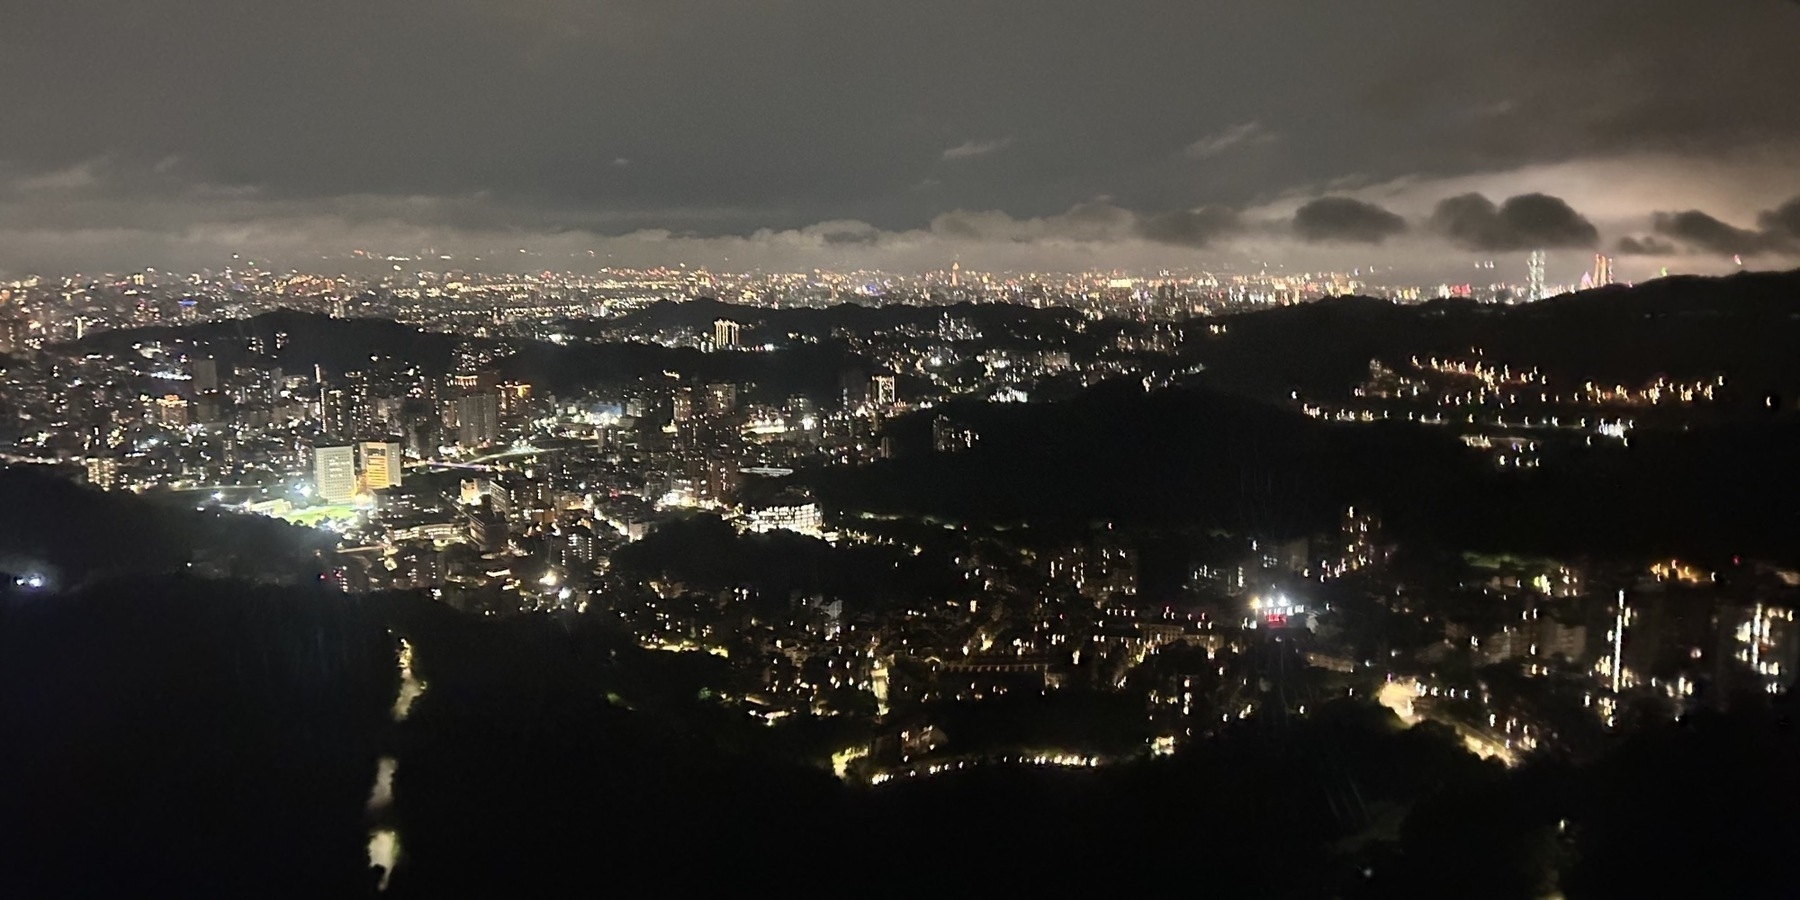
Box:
(5, 264, 1798, 895)
(5, 4, 1800, 895)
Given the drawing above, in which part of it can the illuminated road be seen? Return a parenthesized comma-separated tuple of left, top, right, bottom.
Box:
(366, 636, 425, 892)
(866, 752, 1103, 785)
(406, 438, 593, 473)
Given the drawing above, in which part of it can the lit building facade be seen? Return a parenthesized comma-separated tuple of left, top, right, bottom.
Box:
(360, 441, 403, 490)
(313, 444, 358, 504)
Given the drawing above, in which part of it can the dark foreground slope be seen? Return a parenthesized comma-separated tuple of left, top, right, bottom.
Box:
(3, 573, 1796, 898)
(0, 579, 397, 897)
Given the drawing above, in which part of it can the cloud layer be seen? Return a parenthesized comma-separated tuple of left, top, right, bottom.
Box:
(0, 0, 1796, 277)
(1429, 194, 1599, 252)
(3, 146, 1799, 280)
(1292, 198, 1409, 244)
(1624, 196, 1800, 257)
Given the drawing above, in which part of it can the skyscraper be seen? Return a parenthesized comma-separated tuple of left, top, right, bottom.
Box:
(313, 445, 358, 504)
(497, 381, 532, 418)
(1592, 253, 1614, 288)
(321, 388, 355, 437)
(868, 373, 897, 409)
(155, 394, 190, 428)
(360, 441, 403, 491)
(1527, 250, 1547, 303)
(85, 457, 119, 491)
(839, 368, 868, 409)
(704, 383, 738, 416)
(0, 316, 28, 354)
(191, 357, 220, 393)
(713, 318, 741, 350)
(456, 393, 500, 447)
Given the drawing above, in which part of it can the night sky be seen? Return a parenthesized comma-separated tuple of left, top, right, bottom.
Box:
(4, 0, 1800, 277)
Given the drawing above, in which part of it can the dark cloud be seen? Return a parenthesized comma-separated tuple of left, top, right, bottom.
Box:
(808, 221, 886, 245)
(1059, 201, 1137, 232)
(1359, 4, 1800, 173)
(0, 0, 1793, 256)
(0, 151, 1792, 279)
(1616, 235, 1679, 256)
(922, 201, 1248, 249)
(0, 0, 1797, 280)
(1291, 198, 1408, 244)
(1758, 196, 1800, 241)
(925, 211, 987, 242)
(1136, 207, 1242, 248)
(1429, 193, 1598, 252)
(1652, 210, 1785, 256)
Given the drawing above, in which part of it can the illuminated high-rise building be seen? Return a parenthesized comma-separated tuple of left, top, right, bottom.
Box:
(1592, 253, 1614, 288)
(321, 388, 358, 438)
(456, 392, 500, 447)
(360, 441, 403, 491)
(704, 383, 738, 416)
(85, 457, 119, 491)
(497, 381, 532, 418)
(713, 318, 741, 350)
(155, 394, 189, 428)
(313, 445, 358, 504)
(0, 316, 30, 354)
(191, 357, 220, 393)
(1527, 250, 1547, 303)
(868, 374, 897, 409)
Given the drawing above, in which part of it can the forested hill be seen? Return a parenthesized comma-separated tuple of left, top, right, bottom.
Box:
(0, 466, 332, 589)
(1187, 269, 1800, 405)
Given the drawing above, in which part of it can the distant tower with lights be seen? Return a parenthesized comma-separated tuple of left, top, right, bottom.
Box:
(1527, 250, 1547, 302)
(712, 318, 741, 351)
(1592, 253, 1614, 288)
